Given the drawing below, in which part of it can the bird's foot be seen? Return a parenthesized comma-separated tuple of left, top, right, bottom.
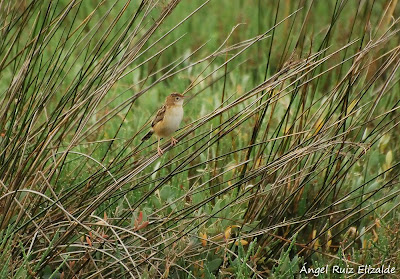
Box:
(171, 137, 178, 146)
(157, 147, 164, 156)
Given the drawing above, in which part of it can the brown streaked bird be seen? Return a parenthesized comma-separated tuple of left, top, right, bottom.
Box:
(141, 93, 185, 155)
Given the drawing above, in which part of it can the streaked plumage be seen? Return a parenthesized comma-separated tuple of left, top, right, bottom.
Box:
(142, 93, 185, 155)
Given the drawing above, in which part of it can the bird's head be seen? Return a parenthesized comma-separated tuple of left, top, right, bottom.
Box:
(166, 93, 185, 106)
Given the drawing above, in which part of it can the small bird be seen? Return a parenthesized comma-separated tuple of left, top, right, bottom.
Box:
(141, 93, 185, 155)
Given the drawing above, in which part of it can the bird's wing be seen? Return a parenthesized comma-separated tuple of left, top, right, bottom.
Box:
(151, 105, 166, 127)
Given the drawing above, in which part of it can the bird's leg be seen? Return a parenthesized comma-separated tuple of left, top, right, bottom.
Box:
(157, 137, 164, 156)
(171, 137, 178, 146)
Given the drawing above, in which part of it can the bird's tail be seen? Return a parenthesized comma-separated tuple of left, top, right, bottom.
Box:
(141, 130, 153, 141)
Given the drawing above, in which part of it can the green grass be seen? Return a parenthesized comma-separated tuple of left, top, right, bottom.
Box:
(1, 0, 400, 278)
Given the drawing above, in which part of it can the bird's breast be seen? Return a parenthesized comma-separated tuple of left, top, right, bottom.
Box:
(164, 106, 183, 127)
(154, 106, 183, 137)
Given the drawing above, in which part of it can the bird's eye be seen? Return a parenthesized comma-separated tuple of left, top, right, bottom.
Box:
(175, 97, 179, 100)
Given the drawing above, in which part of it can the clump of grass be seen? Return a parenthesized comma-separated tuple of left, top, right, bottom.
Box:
(1, 0, 400, 278)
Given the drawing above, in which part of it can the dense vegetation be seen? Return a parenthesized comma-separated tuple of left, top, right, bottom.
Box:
(1, 0, 399, 278)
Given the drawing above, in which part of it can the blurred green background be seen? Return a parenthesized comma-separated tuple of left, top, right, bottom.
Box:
(1, 0, 400, 278)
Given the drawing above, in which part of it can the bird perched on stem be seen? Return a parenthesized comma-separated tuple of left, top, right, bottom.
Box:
(141, 93, 185, 155)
